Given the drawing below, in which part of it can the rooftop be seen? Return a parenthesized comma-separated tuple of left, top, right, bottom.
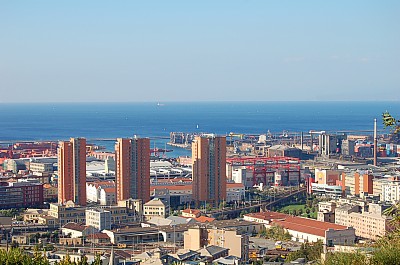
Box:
(245, 212, 349, 237)
(62, 222, 89, 232)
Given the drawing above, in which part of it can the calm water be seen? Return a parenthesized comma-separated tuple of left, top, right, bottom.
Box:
(0, 102, 399, 157)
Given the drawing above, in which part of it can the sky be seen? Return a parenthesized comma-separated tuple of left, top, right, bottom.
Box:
(1, 1, 399, 102)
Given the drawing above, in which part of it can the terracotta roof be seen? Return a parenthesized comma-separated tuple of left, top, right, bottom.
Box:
(195, 216, 215, 223)
(88, 181, 115, 189)
(245, 212, 288, 221)
(246, 211, 349, 237)
(62, 222, 88, 232)
(226, 183, 245, 188)
(91, 233, 110, 240)
(182, 209, 201, 215)
(103, 187, 116, 193)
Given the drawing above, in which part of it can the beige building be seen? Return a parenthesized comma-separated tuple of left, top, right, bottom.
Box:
(30, 162, 53, 173)
(48, 202, 86, 227)
(143, 198, 167, 221)
(43, 184, 58, 201)
(99, 205, 140, 225)
(181, 208, 201, 218)
(335, 203, 391, 240)
(317, 201, 337, 223)
(184, 226, 248, 260)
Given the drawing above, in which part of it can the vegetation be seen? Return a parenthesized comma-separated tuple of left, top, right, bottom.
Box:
(275, 195, 320, 219)
(286, 240, 324, 262)
(383, 111, 400, 142)
(0, 208, 24, 217)
(258, 224, 292, 241)
(323, 251, 369, 265)
(0, 248, 103, 265)
(383, 111, 400, 134)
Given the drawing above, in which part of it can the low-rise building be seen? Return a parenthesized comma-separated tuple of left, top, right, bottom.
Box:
(61, 222, 98, 238)
(86, 208, 112, 231)
(267, 145, 302, 159)
(30, 162, 54, 174)
(184, 226, 248, 260)
(144, 198, 167, 221)
(99, 205, 140, 226)
(311, 183, 342, 198)
(317, 201, 337, 223)
(43, 183, 58, 201)
(102, 227, 160, 244)
(99, 187, 116, 205)
(226, 183, 245, 202)
(85, 232, 111, 245)
(244, 212, 355, 246)
(181, 209, 201, 218)
(86, 181, 115, 204)
(48, 202, 86, 227)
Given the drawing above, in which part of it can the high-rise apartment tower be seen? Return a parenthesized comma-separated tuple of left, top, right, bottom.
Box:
(192, 135, 226, 207)
(115, 137, 150, 203)
(58, 137, 87, 206)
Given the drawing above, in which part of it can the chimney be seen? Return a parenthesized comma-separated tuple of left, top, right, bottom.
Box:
(374, 118, 377, 166)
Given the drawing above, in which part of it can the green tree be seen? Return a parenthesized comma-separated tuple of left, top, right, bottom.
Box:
(92, 254, 103, 265)
(286, 240, 323, 262)
(383, 111, 400, 142)
(323, 251, 369, 265)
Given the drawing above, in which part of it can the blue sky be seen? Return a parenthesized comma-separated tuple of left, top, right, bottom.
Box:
(1, 1, 399, 102)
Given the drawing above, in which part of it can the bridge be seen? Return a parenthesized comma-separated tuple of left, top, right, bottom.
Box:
(208, 187, 307, 219)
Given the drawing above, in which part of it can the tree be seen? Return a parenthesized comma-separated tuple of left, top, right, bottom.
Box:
(383, 111, 400, 143)
(323, 251, 368, 265)
(286, 240, 323, 262)
(0, 248, 49, 265)
(383, 111, 400, 133)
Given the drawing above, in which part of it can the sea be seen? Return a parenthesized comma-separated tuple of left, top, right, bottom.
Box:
(0, 101, 399, 158)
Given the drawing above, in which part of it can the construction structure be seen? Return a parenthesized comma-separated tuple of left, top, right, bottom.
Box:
(226, 157, 300, 187)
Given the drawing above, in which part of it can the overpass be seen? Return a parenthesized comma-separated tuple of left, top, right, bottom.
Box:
(209, 187, 307, 219)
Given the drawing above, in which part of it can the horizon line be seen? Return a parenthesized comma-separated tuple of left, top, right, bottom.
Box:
(1, 100, 400, 104)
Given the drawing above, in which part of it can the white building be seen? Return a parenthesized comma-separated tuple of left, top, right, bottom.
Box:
(86, 181, 115, 204)
(231, 167, 247, 185)
(99, 187, 116, 206)
(86, 208, 112, 231)
(226, 183, 245, 202)
(61, 223, 98, 238)
(311, 183, 342, 198)
(381, 181, 400, 203)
